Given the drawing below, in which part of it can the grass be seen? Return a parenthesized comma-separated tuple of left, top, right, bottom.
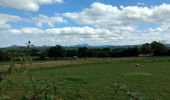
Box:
(1, 57, 170, 99)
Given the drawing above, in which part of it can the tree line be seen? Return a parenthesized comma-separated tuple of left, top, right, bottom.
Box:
(0, 41, 170, 61)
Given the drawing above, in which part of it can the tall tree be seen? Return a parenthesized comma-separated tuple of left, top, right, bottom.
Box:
(140, 43, 152, 55)
(151, 41, 167, 56)
(47, 45, 65, 58)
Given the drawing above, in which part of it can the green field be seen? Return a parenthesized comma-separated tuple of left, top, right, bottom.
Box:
(1, 57, 170, 100)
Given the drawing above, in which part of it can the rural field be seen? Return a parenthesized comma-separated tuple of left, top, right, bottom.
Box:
(1, 57, 170, 100)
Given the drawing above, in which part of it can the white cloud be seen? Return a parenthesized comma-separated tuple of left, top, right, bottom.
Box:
(2, 25, 170, 47)
(0, 0, 64, 11)
(28, 14, 67, 27)
(5, 27, 44, 35)
(137, 3, 145, 6)
(62, 2, 170, 45)
(0, 13, 67, 29)
(63, 2, 170, 28)
(0, 26, 162, 46)
(63, 2, 121, 28)
(2, 2, 170, 46)
(0, 13, 22, 29)
(1, 26, 125, 46)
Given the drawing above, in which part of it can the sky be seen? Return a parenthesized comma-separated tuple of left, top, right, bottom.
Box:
(0, 0, 170, 47)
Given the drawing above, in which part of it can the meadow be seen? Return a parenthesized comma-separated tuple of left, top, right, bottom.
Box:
(1, 57, 170, 100)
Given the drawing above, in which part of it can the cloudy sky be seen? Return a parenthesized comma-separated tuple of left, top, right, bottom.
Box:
(0, 0, 170, 47)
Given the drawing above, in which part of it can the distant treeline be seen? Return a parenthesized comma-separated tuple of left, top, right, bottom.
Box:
(0, 41, 170, 61)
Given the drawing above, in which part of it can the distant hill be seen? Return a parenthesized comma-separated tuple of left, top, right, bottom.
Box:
(4, 43, 170, 49)
(65, 44, 91, 48)
(6, 45, 51, 49)
(4, 44, 137, 49)
(7, 45, 24, 49)
(74, 44, 91, 47)
(64, 44, 138, 49)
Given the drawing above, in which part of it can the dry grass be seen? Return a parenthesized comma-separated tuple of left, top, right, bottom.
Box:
(1, 57, 169, 71)
(0, 65, 10, 72)
(0, 58, 114, 71)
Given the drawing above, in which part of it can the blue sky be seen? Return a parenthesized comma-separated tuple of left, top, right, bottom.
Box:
(0, 0, 170, 47)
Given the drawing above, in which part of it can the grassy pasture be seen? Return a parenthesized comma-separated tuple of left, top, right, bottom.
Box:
(1, 57, 170, 100)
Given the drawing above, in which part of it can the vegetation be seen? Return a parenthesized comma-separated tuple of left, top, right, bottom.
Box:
(0, 41, 170, 99)
(1, 41, 170, 62)
(47, 45, 66, 59)
(151, 41, 167, 56)
(0, 57, 170, 99)
(140, 43, 152, 55)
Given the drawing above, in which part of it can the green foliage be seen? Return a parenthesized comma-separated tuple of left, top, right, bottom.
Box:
(166, 49, 170, 56)
(140, 43, 152, 55)
(112, 47, 139, 57)
(122, 47, 139, 57)
(47, 45, 65, 58)
(66, 49, 77, 57)
(97, 50, 110, 57)
(29, 48, 41, 56)
(1, 57, 170, 99)
(77, 47, 88, 57)
(0, 49, 10, 61)
(1, 41, 170, 62)
(151, 41, 167, 56)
